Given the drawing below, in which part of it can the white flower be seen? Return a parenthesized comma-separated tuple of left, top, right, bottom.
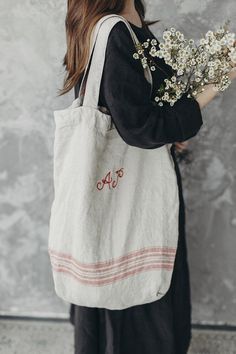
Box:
(177, 69, 184, 75)
(195, 71, 203, 77)
(214, 43, 222, 51)
(163, 92, 169, 99)
(210, 47, 217, 55)
(220, 38, 227, 46)
(206, 30, 214, 38)
(208, 68, 215, 77)
(217, 28, 224, 34)
(207, 61, 215, 67)
(134, 23, 235, 106)
(163, 33, 170, 40)
(165, 38, 172, 45)
(151, 39, 158, 46)
(156, 50, 164, 58)
(200, 38, 207, 45)
(164, 52, 171, 60)
(149, 47, 157, 56)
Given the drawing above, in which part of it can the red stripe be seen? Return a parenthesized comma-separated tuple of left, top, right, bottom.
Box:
(52, 262, 174, 286)
(48, 246, 176, 270)
(51, 257, 174, 279)
(50, 253, 174, 275)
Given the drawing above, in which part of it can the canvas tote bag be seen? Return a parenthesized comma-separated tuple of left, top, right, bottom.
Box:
(48, 14, 180, 310)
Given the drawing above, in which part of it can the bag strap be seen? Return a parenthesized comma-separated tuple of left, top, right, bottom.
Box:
(77, 14, 119, 102)
(74, 14, 153, 109)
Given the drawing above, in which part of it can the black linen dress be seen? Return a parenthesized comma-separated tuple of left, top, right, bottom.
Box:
(70, 20, 203, 354)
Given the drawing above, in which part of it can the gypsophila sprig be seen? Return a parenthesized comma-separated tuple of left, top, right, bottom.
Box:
(133, 21, 236, 106)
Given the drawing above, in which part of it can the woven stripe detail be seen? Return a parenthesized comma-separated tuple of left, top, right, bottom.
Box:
(49, 247, 176, 286)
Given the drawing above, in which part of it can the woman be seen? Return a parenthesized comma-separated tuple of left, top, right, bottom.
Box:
(60, 1, 236, 353)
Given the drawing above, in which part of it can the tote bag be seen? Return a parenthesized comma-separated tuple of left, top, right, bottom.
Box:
(48, 14, 180, 310)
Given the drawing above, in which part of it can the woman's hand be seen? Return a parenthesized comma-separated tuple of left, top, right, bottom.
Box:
(227, 40, 236, 80)
(174, 141, 189, 152)
(196, 40, 236, 109)
(228, 67, 236, 81)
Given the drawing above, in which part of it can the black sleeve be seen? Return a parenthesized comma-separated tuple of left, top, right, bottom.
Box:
(99, 22, 203, 149)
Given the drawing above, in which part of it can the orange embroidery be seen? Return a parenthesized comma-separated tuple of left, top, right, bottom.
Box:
(97, 168, 124, 190)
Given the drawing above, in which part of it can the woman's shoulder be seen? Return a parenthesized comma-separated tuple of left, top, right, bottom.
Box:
(101, 21, 141, 66)
(106, 21, 136, 49)
(106, 20, 157, 49)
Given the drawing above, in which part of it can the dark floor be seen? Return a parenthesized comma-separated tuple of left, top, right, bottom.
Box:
(0, 318, 236, 354)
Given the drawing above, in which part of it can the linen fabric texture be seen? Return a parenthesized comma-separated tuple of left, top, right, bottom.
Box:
(48, 14, 180, 310)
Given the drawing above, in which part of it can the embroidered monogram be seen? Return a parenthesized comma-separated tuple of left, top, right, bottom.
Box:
(96, 168, 124, 190)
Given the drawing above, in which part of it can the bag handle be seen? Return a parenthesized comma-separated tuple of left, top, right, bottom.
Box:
(75, 14, 153, 109)
(77, 14, 120, 102)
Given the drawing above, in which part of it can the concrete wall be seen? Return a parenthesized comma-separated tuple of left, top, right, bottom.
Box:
(1, 0, 236, 324)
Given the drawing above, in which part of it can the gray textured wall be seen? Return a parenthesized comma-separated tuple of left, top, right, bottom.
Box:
(1, 0, 235, 325)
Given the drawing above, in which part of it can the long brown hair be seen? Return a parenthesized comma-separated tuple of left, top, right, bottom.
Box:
(59, 0, 159, 96)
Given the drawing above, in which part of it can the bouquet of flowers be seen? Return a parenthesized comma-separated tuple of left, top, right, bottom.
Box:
(133, 21, 236, 106)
